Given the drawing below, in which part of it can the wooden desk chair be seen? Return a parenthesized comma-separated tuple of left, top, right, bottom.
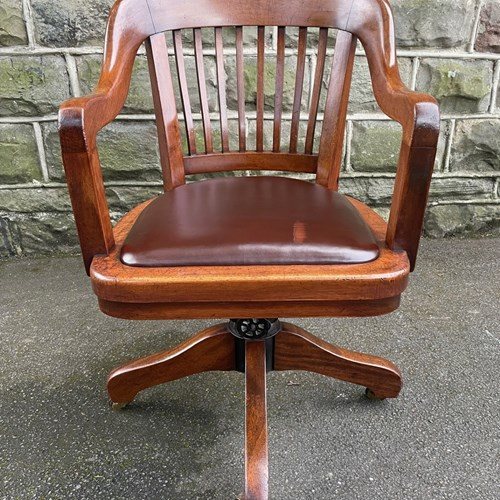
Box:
(59, 0, 439, 497)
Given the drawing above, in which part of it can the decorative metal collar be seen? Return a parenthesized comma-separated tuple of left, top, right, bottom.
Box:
(228, 318, 281, 340)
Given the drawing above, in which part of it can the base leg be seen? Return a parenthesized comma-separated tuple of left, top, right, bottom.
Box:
(274, 322, 402, 399)
(107, 324, 235, 405)
(245, 341, 269, 500)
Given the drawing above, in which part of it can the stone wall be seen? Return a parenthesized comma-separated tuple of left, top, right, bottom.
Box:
(1, 0, 499, 258)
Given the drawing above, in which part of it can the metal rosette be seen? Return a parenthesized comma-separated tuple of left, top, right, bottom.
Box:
(228, 318, 281, 340)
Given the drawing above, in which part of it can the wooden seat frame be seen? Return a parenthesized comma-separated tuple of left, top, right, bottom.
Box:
(59, 0, 439, 498)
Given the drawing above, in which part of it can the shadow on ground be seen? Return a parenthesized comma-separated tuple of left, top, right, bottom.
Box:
(0, 239, 499, 499)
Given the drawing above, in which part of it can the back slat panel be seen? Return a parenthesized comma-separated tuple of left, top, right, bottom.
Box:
(215, 27, 230, 152)
(146, 33, 185, 189)
(256, 26, 265, 152)
(193, 28, 213, 153)
(289, 27, 307, 153)
(147, 24, 356, 177)
(236, 26, 247, 152)
(173, 30, 196, 155)
(316, 30, 357, 189)
(305, 27, 328, 154)
(273, 26, 286, 153)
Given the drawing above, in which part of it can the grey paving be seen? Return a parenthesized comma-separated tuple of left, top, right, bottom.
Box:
(0, 238, 499, 500)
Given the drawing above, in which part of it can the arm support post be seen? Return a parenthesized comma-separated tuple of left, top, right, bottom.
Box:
(58, 0, 154, 273)
(348, 0, 440, 270)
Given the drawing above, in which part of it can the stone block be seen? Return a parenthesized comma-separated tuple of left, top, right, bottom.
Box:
(424, 204, 500, 237)
(0, 55, 70, 116)
(339, 177, 395, 204)
(475, 2, 500, 53)
(13, 212, 79, 255)
(350, 119, 448, 173)
(41, 121, 63, 181)
(95, 122, 160, 183)
(450, 120, 500, 172)
(246, 119, 309, 153)
(226, 55, 310, 112)
(416, 59, 493, 113)
(352, 57, 412, 113)
(0, 188, 71, 213)
(0, 0, 28, 46)
(344, 56, 412, 113)
(0, 124, 42, 184)
(106, 186, 162, 213)
(31, 0, 113, 47)
(497, 78, 500, 111)
(0, 216, 21, 258)
(170, 54, 219, 113)
(350, 121, 402, 172)
(76, 55, 154, 113)
(42, 121, 162, 182)
(76, 52, 220, 115)
(429, 177, 495, 200)
(391, 0, 476, 49)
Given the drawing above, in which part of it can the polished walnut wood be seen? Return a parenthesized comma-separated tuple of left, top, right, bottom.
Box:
(305, 27, 328, 154)
(273, 26, 286, 153)
(235, 25, 246, 152)
(245, 341, 269, 500)
(173, 30, 197, 155)
(59, 0, 439, 273)
(146, 33, 185, 190)
(59, 1, 439, 497)
(256, 26, 265, 153)
(90, 197, 409, 318)
(316, 30, 357, 190)
(275, 323, 402, 399)
(289, 27, 307, 154)
(108, 324, 235, 404)
(107, 320, 402, 499)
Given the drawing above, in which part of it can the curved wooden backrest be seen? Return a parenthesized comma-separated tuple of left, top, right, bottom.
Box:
(68, 0, 438, 270)
(148, 26, 356, 184)
(95, 0, 414, 190)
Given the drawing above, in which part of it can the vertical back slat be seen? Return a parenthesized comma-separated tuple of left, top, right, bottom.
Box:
(289, 27, 307, 153)
(215, 27, 229, 152)
(273, 26, 286, 153)
(236, 26, 246, 152)
(316, 31, 357, 189)
(146, 33, 185, 190)
(305, 27, 328, 154)
(193, 28, 213, 153)
(173, 30, 196, 155)
(256, 26, 265, 152)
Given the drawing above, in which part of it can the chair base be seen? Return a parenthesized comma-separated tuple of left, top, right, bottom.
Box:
(107, 320, 402, 499)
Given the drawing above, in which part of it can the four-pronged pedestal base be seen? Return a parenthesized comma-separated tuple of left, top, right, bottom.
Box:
(107, 320, 402, 499)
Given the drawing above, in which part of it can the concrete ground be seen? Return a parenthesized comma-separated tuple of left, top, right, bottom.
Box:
(0, 239, 499, 500)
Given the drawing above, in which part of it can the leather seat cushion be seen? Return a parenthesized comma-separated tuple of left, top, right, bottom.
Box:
(120, 176, 380, 267)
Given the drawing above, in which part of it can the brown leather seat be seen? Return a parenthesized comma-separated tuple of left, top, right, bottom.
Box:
(120, 176, 380, 267)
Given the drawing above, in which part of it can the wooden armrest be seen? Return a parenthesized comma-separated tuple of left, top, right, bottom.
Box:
(58, 0, 153, 274)
(58, 59, 135, 275)
(347, 0, 441, 270)
(381, 91, 440, 271)
(59, 93, 121, 152)
(59, 95, 118, 275)
(371, 80, 440, 271)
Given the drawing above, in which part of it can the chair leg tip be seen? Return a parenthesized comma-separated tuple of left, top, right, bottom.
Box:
(364, 388, 386, 401)
(111, 401, 131, 411)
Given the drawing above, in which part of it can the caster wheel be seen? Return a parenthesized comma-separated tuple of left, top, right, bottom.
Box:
(365, 388, 385, 401)
(111, 401, 130, 411)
